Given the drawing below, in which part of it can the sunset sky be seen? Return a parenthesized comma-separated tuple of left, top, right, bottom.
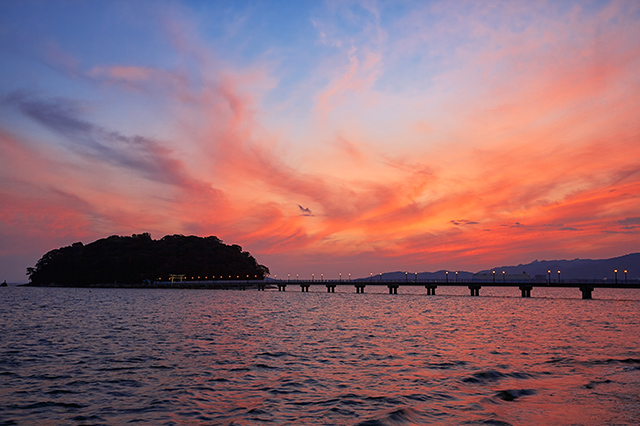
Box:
(1, 0, 639, 282)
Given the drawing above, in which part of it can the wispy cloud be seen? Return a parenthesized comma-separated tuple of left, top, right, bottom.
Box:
(619, 217, 640, 230)
(7, 93, 195, 188)
(1, 1, 639, 281)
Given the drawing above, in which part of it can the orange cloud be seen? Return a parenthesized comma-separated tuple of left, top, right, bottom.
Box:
(3, 1, 639, 282)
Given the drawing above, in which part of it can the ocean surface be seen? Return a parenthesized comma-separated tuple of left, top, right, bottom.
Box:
(1, 285, 639, 425)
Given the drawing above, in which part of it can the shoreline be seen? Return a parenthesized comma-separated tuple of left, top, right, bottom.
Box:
(19, 281, 271, 289)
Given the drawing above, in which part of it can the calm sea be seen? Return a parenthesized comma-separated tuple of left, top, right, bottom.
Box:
(1, 285, 639, 425)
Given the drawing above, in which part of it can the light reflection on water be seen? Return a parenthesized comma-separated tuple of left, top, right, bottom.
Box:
(1, 286, 639, 425)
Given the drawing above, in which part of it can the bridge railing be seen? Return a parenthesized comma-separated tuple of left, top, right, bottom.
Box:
(270, 278, 637, 284)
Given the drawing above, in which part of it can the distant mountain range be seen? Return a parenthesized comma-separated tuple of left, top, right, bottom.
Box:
(363, 253, 640, 282)
(478, 253, 640, 281)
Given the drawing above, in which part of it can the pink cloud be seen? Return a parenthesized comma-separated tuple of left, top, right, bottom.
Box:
(4, 2, 639, 282)
(90, 65, 155, 81)
(315, 50, 382, 121)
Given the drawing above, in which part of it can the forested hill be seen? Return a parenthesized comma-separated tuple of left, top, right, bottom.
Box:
(479, 253, 640, 280)
(26, 234, 269, 286)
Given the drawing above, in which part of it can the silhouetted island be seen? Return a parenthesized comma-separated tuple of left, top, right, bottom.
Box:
(25, 233, 269, 287)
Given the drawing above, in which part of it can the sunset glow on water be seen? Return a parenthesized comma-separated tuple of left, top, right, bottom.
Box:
(2, 287, 639, 424)
(1, 2, 640, 423)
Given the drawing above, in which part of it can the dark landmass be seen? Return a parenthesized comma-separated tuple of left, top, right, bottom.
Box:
(361, 253, 640, 282)
(480, 253, 640, 281)
(25, 233, 269, 287)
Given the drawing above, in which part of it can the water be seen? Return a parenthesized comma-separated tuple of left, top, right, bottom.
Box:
(1, 285, 639, 425)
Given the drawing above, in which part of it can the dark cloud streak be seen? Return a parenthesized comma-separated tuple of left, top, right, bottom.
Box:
(451, 219, 479, 226)
(298, 205, 313, 216)
(618, 217, 640, 230)
(7, 93, 192, 188)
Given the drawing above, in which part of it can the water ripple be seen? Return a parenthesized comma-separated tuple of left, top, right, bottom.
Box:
(1, 287, 639, 424)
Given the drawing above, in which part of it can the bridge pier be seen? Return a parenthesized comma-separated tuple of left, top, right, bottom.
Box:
(254, 280, 634, 298)
(468, 285, 481, 296)
(519, 285, 532, 297)
(580, 286, 594, 299)
(425, 285, 437, 295)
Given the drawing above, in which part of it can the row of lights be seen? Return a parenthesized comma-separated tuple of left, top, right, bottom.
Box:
(275, 269, 631, 284)
(489, 270, 509, 283)
(276, 271, 464, 282)
(159, 275, 260, 281)
(277, 272, 430, 282)
(613, 269, 628, 284)
(275, 273, 354, 282)
(544, 269, 629, 284)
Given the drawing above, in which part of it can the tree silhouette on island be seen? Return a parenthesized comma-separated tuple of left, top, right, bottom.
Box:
(26, 233, 269, 286)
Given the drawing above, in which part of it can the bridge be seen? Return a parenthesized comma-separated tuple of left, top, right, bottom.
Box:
(259, 279, 640, 299)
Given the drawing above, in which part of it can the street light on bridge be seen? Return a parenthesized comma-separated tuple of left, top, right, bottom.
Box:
(614, 269, 618, 284)
(455, 271, 458, 282)
(502, 270, 506, 282)
(557, 270, 561, 283)
(624, 270, 628, 284)
(492, 270, 496, 283)
(445, 271, 449, 283)
(548, 270, 551, 284)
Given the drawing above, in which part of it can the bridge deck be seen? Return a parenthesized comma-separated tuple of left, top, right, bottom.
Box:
(271, 279, 640, 288)
(155, 278, 639, 299)
(266, 279, 640, 299)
